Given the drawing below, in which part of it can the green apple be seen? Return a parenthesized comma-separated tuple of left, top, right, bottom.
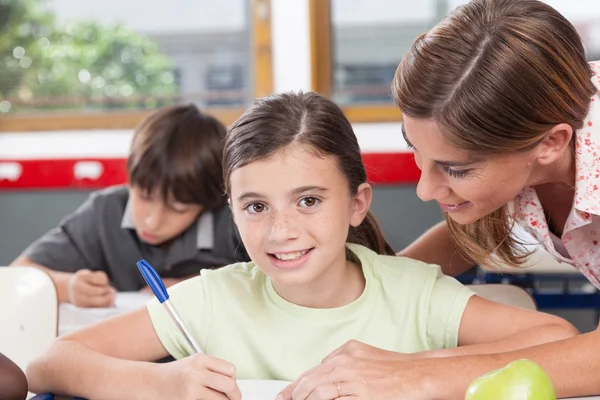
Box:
(465, 359, 556, 400)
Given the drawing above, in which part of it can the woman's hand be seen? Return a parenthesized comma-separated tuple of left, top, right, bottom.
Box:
(277, 349, 434, 400)
(321, 340, 408, 363)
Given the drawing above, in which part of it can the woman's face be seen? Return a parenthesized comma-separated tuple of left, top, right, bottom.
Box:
(402, 116, 538, 224)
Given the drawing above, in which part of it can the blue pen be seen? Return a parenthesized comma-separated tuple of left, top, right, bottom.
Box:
(136, 259, 203, 354)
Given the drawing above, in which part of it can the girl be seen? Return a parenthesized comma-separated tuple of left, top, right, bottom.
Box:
(26, 92, 577, 400)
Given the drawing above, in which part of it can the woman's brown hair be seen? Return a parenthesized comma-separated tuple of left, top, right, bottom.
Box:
(223, 91, 395, 256)
(393, 0, 596, 269)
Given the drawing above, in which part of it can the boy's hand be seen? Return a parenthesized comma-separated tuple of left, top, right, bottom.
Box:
(155, 353, 241, 400)
(68, 269, 116, 308)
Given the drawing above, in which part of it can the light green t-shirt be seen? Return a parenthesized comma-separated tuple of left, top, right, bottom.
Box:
(147, 243, 474, 381)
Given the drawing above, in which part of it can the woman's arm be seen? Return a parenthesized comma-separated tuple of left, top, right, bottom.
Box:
(421, 327, 600, 398)
(279, 326, 600, 400)
(397, 221, 474, 276)
(26, 308, 240, 400)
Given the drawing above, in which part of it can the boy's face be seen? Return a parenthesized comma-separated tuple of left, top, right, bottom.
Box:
(129, 186, 202, 246)
(228, 145, 371, 299)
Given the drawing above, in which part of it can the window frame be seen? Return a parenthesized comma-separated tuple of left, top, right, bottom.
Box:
(308, 0, 401, 122)
(0, 0, 273, 132)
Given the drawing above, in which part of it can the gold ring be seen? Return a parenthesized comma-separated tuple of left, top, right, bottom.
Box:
(334, 381, 342, 398)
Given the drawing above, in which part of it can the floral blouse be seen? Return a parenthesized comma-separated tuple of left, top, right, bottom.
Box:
(510, 61, 600, 288)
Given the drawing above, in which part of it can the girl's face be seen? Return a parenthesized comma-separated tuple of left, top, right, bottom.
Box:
(402, 116, 538, 225)
(228, 144, 370, 300)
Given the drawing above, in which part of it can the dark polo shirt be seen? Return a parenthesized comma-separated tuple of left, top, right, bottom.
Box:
(23, 185, 249, 291)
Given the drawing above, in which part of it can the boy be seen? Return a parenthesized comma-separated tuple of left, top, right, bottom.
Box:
(11, 105, 248, 308)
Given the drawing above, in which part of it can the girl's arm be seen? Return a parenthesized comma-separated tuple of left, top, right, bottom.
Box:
(412, 295, 579, 359)
(27, 308, 165, 398)
(319, 296, 578, 363)
(26, 307, 240, 400)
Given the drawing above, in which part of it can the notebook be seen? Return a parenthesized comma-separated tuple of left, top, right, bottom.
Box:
(238, 380, 291, 399)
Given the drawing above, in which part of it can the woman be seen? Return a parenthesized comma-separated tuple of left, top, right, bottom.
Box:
(278, 0, 600, 399)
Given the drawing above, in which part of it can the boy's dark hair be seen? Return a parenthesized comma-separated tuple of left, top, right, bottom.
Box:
(223, 91, 395, 256)
(127, 104, 227, 211)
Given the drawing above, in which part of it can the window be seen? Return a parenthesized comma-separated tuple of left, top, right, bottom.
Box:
(206, 64, 246, 107)
(311, 0, 600, 122)
(0, 0, 272, 130)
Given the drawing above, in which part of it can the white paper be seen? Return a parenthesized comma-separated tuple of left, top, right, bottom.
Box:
(238, 380, 290, 399)
(58, 292, 153, 335)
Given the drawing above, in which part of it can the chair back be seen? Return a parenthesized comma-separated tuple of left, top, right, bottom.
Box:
(0, 266, 58, 372)
(467, 283, 537, 310)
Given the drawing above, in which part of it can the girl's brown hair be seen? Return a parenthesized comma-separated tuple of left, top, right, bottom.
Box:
(223, 91, 395, 256)
(393, 0, 595, 268)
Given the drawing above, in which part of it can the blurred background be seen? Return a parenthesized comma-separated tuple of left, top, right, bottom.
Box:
(2, 0, 600, 331)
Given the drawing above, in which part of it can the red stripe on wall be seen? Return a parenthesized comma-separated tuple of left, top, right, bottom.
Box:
(0, 159, 128, 190)
(0, 153, 420, 190)
(362, 152, 420, 185)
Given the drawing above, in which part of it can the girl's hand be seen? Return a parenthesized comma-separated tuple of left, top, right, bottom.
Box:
(154, 353, 242, 400)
